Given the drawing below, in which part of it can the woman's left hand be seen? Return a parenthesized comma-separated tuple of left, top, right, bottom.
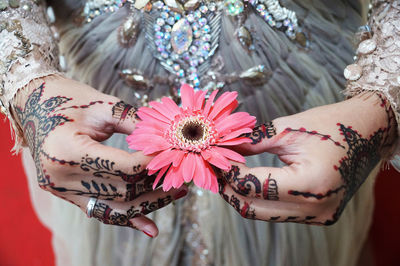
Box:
(218, 92, 397, 225)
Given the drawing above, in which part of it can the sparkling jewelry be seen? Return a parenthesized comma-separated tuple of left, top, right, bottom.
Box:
(86, 197, 98, 218)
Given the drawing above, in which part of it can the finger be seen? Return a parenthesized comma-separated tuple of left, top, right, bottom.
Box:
(233, 121, 280, 155)
(49, 172, 157, 202)
(108, 100, 139, 135)
(68, 135, 152, 182)
(218, 178, 327, 224)
(221, 160, 342, 204)
(70, 185, 188, 235)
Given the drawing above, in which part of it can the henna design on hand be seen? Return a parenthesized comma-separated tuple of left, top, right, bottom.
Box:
(15, 83, 74, 188)
(111, 101, 139, 122)
(92, 195, 173, 227)
(223, 166, 262, 197)
(246, 122, 276, 144)
(263, 173, 279, 201)
(284, 127, 345, 149)
(55, 100, 113, 112)
(80, 155, 144, 183)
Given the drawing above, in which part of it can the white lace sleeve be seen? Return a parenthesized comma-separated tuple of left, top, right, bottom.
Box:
(0, 0, 60, 151)
(343, 0, 400, 157)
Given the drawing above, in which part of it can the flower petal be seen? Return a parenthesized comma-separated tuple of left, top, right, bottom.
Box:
(202, 89, 218, 117)
(171, 166, 185, 189)
(128, 134, 171, 155)
(219, 127, 252, 142)
(149, 101, 178, 120)
(211, 146, 245, 163)
(208, 91, 238, 120)
(180, 84, 195, 110)
(218, 137, 252, 146)
(193, 155, 207, 188)
(162, 168, 174, 191)
(182, 153, 196, 182)
(147, 149, 175, 171)
(152, 165, 169, 190)
(215, 112, 256, 135)
(161, 97, 182, 116)
(201, 149, 231, 171)
(194, 90, 207, 110)
(213, 100, 238, 123)
(172, 150, 185, 167)
(138, 107, 170, 124)
(208, 165, 219, 194)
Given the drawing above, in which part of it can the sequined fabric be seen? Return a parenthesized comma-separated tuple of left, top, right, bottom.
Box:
(344, 0, 400, 157)
(0, 0, 60, 151)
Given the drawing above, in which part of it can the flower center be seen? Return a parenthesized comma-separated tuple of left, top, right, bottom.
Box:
(167, 113, 217, 152)
(182, 121, 204, 141)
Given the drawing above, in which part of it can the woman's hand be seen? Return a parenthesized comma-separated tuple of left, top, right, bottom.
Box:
(218, 93, 397, 225)
(13, 75, 188, 237)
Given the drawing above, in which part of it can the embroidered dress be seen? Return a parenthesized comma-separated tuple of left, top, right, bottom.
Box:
(2, 0, 399, 265)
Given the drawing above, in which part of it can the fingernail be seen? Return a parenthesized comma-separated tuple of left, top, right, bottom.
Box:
(173, 187, 188, 200)
(142, 230, 154, 238)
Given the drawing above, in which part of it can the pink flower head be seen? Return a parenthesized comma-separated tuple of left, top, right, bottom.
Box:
(127, 84, 256, 193)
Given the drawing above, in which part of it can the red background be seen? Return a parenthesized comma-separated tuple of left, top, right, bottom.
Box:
(0, 114, 399, 266)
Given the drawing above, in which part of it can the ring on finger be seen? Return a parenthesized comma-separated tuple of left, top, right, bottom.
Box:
(86, 197, 98, 218)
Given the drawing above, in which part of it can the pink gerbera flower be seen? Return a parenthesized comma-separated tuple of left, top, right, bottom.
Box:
(127, 84, 256, 193)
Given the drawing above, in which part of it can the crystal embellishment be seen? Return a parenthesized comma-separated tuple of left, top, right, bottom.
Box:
(171, 19, 193, 54)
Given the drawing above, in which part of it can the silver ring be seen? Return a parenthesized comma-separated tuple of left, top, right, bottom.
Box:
(86, 197, 98, 218)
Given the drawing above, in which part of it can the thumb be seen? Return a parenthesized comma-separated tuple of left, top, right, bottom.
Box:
(233, 120, 280, 155)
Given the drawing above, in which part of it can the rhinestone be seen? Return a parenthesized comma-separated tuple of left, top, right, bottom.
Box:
(208, 2, 216, 11)
(198, 57, 205, 64)
(286, 30, 295, 39)
(190, 45, 198, 54)
(167, 59, 173, 65)
(164, 25, 172, 32)
(256, 4, 265, 12)
(202, 34, 211, 42)
(202, 25, 210, 34)
(187, 14, 195, 23)
(268, 19, 276, 27)
(182, 52, 191, 60)
(249, 0, 258, 5)
(190, 59, 199, 67)
(344, 64, 362, 81)
(192, 22, 200, 31)
(174, 13, 182, 20)
(154, 24, 161, 31)
(164, 32, 171, 40)
(156, 18, 165, 26)
(199, 5, 208, 13)
(162, 5, 170, 12)
(171, 19, 193, 54)
(173, 64, 181, 71)
(224, 0, 244, 16)
(193, 39, 202, 46)
(157, 45, 166, 52)
(161, 51, 169, 58)
(189, 72, 198, 80)
(202, 42, 211, 51)
(166, 17, 174, 25)
(194, 10, 202, 19)
(357, 39, 377, 55)
(155, 39, 163, 46)
(198, 18, 207, 27)
(193, 77, 200, 87)
(193, 30, 201, 38)
(177, 69, 185, 77)
(155, 31, 164, 39)
(283, 19, 291, 26)
(161, 12, 169, 19)
(171, 53, 179, 60)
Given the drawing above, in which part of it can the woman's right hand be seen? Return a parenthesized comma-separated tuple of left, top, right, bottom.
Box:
(12, 75, 188, 237)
